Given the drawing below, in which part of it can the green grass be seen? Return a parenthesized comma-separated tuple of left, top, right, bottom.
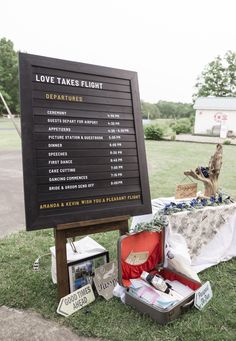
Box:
(1, 230, 236, 341)
(0, 140, 236, 340)
(0, 116, 21, 128)
(0, 130, 21, 149)
(0, 117, 21, 149)
(146, 141, 236, 199)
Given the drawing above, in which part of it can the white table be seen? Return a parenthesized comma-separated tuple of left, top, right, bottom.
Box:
(131, 198, 236, 275)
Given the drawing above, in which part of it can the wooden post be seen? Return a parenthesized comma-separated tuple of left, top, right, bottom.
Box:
(54, 216, 129, 300)
(54, 228, 69, 299)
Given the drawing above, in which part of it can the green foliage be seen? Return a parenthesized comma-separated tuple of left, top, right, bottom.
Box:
(133, 211, 168, 233)
(223, 140, 231, 145)
(156, 100, 194, 119)
(141, 100, 160, 119)
(141, 100, 194, 120)
(0, 38, 19, 115)
(170, 118, 192, 134)
(189, 113, 195, 126)
(144, 124, 164, 140)
(193, 50, 236, 100)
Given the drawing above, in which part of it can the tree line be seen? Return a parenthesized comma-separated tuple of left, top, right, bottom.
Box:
(0, 37, 235, 117)
(0, 38, 19, 115)
(141, 100, 194, 119)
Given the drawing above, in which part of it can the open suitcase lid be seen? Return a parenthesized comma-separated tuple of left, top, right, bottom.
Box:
(118, 230, 165, 287)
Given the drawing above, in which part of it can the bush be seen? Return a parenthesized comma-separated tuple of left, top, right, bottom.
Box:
(189, 114, 195, 126)
(171, 118, 192, 134)
(144, 124, 164, 140)
(223, 140, 231, 145)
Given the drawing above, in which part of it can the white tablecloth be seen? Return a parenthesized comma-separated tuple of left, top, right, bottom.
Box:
(131, 198, 236, 275)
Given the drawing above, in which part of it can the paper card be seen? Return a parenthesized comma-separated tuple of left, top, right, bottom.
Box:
(57, 284, 95, 317)
(93, 261, 118, 300)
(194, 281, 213, 310)
(138, 286, 160, 304)
(175, 183, 197, 199)
(130, 278, 148, 289)
(165, 280, 194, 297)
(125, 251, 149, 265)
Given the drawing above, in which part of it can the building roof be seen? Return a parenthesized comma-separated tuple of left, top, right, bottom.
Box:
(194, 97, 236, 110)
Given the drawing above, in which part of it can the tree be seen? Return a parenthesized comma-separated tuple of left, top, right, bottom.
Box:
(156, 100, 194, 119)
(141, 100, 194, 120)
(0, 38, 19, 115)
(141, 100, 161, 119)
(193, 50, 236, 100)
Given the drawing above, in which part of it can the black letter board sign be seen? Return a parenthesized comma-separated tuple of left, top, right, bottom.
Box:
(19, 53, 151, 231)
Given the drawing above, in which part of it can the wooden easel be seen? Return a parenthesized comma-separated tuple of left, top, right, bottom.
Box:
(54, 215, 129, 299)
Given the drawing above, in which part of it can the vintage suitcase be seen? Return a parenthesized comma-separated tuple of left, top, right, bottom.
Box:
(118, 230, 201, 324)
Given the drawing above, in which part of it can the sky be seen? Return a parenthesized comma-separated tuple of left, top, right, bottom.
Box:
(1, 0, 236, 104)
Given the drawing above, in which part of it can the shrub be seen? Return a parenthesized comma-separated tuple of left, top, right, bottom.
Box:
(144, 124, 164, 140)
(189, 114, 195, 126)
(223, 140, 231, 145)
(171, 118, 192, 134)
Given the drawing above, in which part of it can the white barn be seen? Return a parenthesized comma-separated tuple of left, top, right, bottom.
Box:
(194, 97, 236, 137)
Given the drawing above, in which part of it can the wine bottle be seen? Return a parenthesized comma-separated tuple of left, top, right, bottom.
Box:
(141, 271, 170, 294)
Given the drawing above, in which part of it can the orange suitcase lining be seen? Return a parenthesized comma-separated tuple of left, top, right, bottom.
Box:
(121, 231, 201, 291)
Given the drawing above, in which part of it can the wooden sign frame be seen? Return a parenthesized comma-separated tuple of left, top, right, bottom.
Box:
(19, 53, 151, 231)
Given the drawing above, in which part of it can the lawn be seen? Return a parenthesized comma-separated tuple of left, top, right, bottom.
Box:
(146, 140, 236, 199)
(0, 116, 21, 128)
(0, 117, 21, 149)
(0, 136, 236, 340)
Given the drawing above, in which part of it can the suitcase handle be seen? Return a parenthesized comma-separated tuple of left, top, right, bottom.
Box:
(181, 299, 194, 312)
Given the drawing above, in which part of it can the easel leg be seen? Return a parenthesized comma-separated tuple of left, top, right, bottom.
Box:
(54, 228, 70, 299)
(54, 216, 130, 300)
(119, 219, 129, 236)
